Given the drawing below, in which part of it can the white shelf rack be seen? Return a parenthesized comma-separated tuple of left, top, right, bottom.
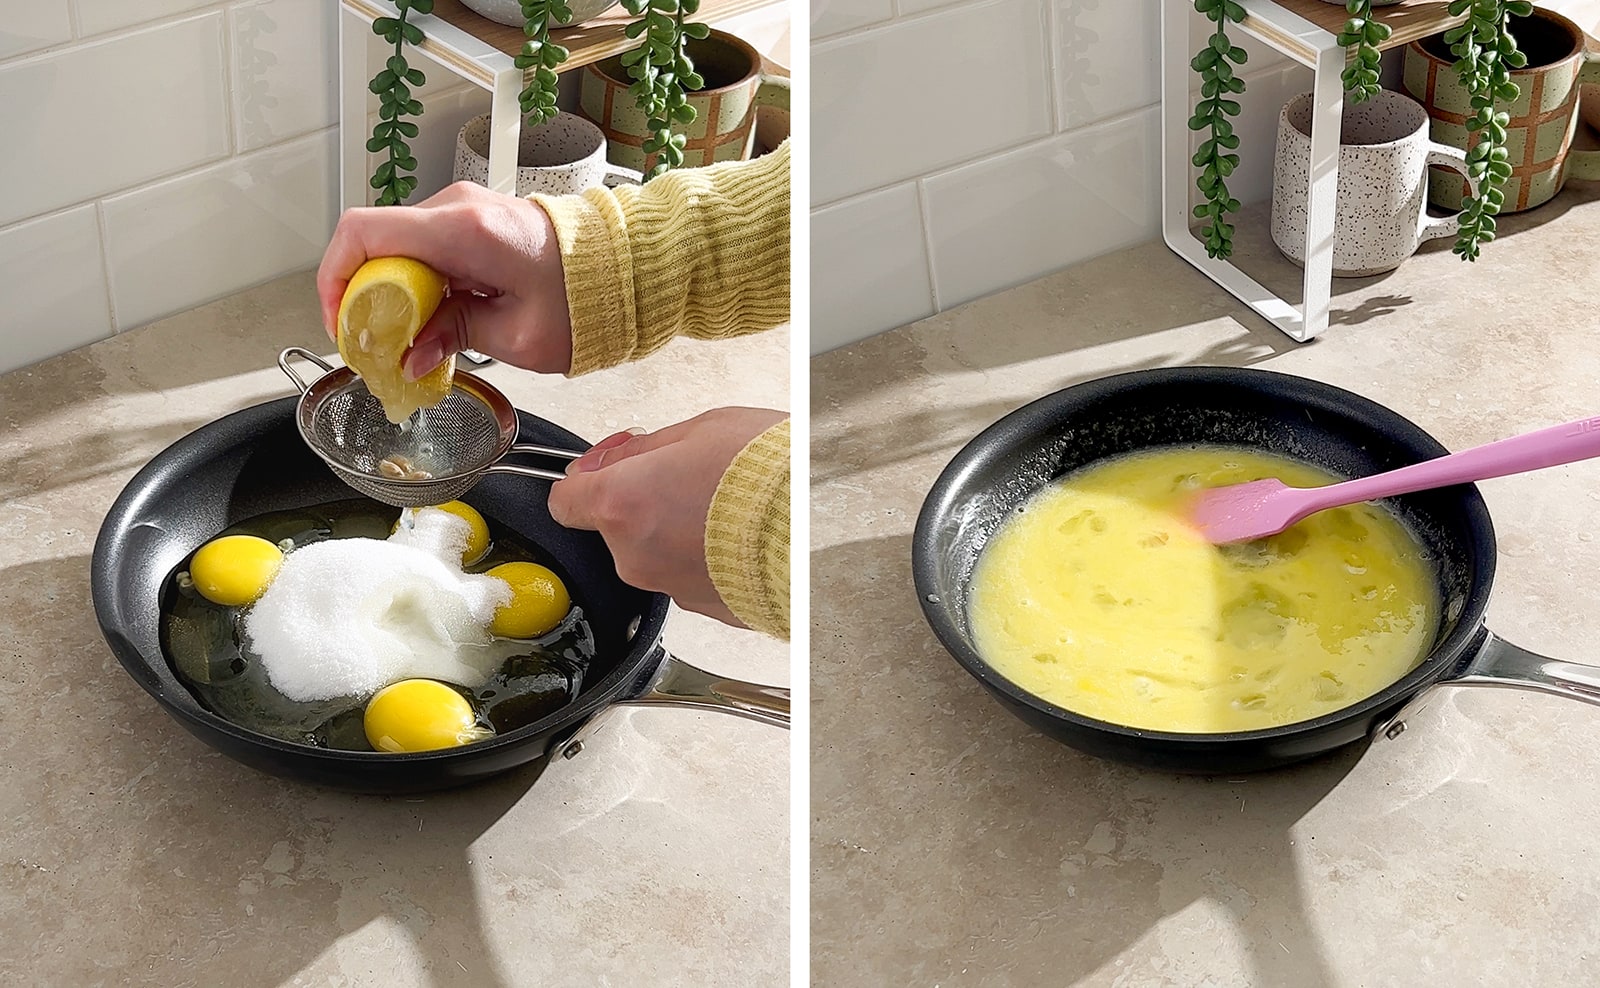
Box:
(1159, 0, 1468, 342)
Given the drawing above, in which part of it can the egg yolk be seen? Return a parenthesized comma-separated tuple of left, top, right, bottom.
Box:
(189, 535, 284, 607)
(393, 500, 490, 565)
(363, 679, 494, 752)
(486, 561, 570, 638)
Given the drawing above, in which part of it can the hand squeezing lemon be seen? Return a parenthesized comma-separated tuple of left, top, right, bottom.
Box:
(337, 256, 450, 424)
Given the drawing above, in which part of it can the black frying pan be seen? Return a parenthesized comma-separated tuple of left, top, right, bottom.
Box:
(91, 395, 788, 794)
(914, 367, 1599, 774)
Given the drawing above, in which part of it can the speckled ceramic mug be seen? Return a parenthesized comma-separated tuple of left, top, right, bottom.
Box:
(453, 113, 641, 197)
(1405, 7, 1600, 212)
(1271, 89, 1478, 277)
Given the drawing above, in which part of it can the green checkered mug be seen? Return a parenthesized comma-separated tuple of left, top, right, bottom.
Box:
(1404, 6, 1600, 213)
(578, 30, 789, 175)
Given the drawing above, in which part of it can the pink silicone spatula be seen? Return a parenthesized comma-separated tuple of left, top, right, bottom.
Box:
(1190, 414, 1600, 545)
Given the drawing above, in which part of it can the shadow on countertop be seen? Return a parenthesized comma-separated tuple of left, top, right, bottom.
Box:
(810, 292, 1298, 487)
(811, 175, 1600, 491)
(809, 534, 1359, 988)
(0, 553, 545, 987)
(0, 272, 330, 505)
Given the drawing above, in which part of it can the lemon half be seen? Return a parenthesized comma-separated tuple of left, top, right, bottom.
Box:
(337, 256, 450, 424)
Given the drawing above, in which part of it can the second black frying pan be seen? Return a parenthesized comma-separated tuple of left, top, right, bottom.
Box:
(914, 367, 1600, 774)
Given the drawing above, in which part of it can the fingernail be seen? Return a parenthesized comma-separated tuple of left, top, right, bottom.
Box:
(404, 340, 444, 381)
(567, 449, 607, 475)
(626, 426, 646, 436)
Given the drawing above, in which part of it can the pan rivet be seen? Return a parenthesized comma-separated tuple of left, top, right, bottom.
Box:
(1385, 721, 1407, 740)
(626, 616, 640, 642)
(563, 741, 584, 759)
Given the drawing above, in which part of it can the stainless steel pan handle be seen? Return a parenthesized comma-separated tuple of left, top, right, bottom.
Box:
(618, 650, 791, 726)
(559, 650, 790, 759)
(1381, 630, 1600, 739)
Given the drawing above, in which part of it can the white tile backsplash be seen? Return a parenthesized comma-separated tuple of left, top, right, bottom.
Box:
(102, 128, 337, 329)
(0, 206, 113, 371)
(812, 0, 1053, 206)
(895, 0, 964, 17)
(73, 0, 218, 38)
(811, 0, 894, 41)
(0, 14, 231, 228)
(924, 106, 1160, 309)
(231, 0, 338, 151)
(809, 0, 1324, 353)
(1054, 0, 1160, 131)
(0, 6, 73, 61)
(811, 183, 935, 353)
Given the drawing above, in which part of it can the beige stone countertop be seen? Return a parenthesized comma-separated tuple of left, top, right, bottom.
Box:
(0, 273, 790, 985)
(812, 184, 1600, 986)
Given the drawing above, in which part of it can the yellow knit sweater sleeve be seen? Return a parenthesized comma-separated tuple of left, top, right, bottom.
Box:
(529, 146, 791, 639)
(531, 140, 790, 375)
(705, 418, 790, 639)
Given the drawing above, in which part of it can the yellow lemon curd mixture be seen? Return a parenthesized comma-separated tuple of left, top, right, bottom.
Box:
(967, 446, 1438, 733)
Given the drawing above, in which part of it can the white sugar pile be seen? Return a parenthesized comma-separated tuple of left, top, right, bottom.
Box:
(244, 507, 516, 702)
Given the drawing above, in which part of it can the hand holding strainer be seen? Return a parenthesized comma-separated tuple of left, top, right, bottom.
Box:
(278, 347, 585, 508)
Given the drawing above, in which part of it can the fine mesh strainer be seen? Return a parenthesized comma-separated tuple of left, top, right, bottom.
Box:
(278, 346, 584, 508)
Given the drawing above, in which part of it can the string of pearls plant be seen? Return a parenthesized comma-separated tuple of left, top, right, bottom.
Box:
(1338, 0, 1392, 102)
(367, 0, 430, 206)
(515, 0, 573, 126)
(1189, 0, 1529, 262)
(1188, 0, 1248, 260)
(370, 0, 710, 195)
(1444, 0, 1532, 260)
(620, 0, 711, 178)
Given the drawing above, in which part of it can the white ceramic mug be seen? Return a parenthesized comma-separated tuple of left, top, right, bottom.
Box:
(1271, 89, 1480, 277)
(453, 113, 641, 197)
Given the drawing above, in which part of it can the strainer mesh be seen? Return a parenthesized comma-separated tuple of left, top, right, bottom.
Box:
(304, 381, 510, 507)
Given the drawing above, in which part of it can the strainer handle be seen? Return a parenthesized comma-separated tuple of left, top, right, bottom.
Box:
(279, 347, 335, 394)
(507, 443, 584, 461)
(481, 442, 586, 482)
(483, 463, 569, 482)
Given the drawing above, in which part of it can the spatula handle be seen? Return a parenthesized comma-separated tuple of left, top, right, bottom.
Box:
(1311, 414, 1600, 509)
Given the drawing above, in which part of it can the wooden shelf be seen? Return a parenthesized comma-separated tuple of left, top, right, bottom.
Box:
(428, 0, 782, 73)
(1243, 0, 1467, 61)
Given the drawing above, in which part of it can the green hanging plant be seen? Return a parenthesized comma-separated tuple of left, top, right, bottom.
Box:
(1338, 0, 1392, 102)
(367, 0, 429, 206)
(1444, 0, 1531, 260)
(369, 0, 581, 203)
(619, 0, 710, 178)
(515, 0, 573, 126)
(1189, 0, 1247, 259)
(1190, 0, 1528, 263)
